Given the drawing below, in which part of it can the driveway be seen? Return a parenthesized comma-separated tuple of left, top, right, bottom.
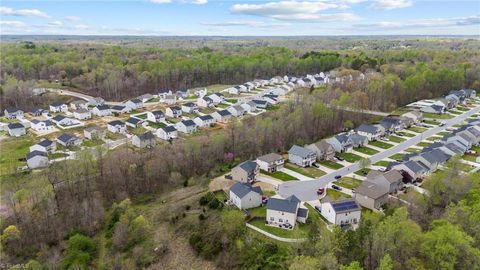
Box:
(257, 175, 283, 188)
(278, 104, 480, 201)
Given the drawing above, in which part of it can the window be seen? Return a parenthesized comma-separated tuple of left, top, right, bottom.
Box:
(279, 219, 283, 223)
(270, 217, 274, 221)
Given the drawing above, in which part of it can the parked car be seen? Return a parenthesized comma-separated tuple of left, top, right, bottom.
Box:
(262, 196, 269, 204)
(332, 185, 342, 190)
(383, 137, 390, 141)
(439, 122, 445, 127)
(351, 188, 356, 193)
(334, 175, 342, 179)
(336, 156, 344, 161)
(316, 188, 325, 195)
(314, 205, 322, 213)
(312, 163, 320, 168)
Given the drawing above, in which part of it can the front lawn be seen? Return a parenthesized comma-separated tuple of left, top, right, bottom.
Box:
(266, 105, 281, 111)
(423, 120, 438, 125)
(0, 134, 36, 175)
(416, 142, 432, 148)
(83, 139, 104, 147)
(249, 218, 309, 238)
(284, 163, 326, 178)
(260, 170, 297, 181)
(146, 98, 160, 103)
(198, 107, 217, 114)
(354, 146, 379, 155)
(405, 148, 420, 153)
(135, 113, 148, 119)
(448, 110, 462, 115)
(334, 177, 362, 189)
(106, 131, 125, 141)
(437, 131, 450, 136)
(325, 188, 351, 200)
(148, 121, 166, 129)
(388, 136, 405, 143)
(216, 103, 230, 109)
(369, 140, 394, 149)
(336, 152, 362, 163)
(374, 160, 390, 167)
(462, 154, 479, 163)
(389, 153, 405, 161)
(456, 106, 470, 111)
(407, 126, 428, 133)
(318, 160, 344, 170)
(354, 168, 371, 176)
(397, 132, 415, 137)
(422, 113, 453, 119)
(225, 98, 238, 104)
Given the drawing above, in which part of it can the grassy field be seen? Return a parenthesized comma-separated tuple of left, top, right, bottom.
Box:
(388, 136, 406, 143)
(225, 99, 238, 104)
(354, 146, 379, 155)
(334, 177, 362, 189)
(462, 154, 479, 162)
(260, 170, 297, 181)
(199, 107, 217, 114)
(206, 84, 233, 93)
(422, 113, 453, 119)
(369, 140, 394, 149)
(284, 163, 326, 178)
(248, 205, 267, 217)
(337, 152, 362, 163)
(83, 139, 105, 147)
(354, 168, 371, 176)
(456, 106, 470, 111)
(146, 98, 160, 103)
(389, 153, 405, 160)
(216, 103, 229, 109)
(249, 218, 309, 238)
(416, 142, 432, 148)
(448, 110, 462, 115)
(106, 131, 125, 140)
(148, 121, 167, 128)
(407, 126, 428, 133)
(318, 160, 344, 169)
(0, 134, 36, 175)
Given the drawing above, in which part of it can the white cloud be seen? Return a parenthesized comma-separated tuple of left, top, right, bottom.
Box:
(192, 0, 208, 4)
(73, 24, 89, 30)
(369, 0, 413, 10)
(65, 16, 81, 21)
(148, 0, 172, 3)
(353, 15, 480, 30)
(0, 6, 50, 18)
(201, 20, 290, 28)
(0, 20, 27, 28)
(48, 21, 63, 26)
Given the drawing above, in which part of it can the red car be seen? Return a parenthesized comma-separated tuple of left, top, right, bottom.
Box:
(317, 188, 325, 195)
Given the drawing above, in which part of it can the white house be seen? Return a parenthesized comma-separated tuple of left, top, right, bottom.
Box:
(197, 96, 214, 108)
(51, 115, 76, 126)
(157, 125, 178, 140)
(181, 102, 198, 114)
(49, 102, 68, 113)
(147, 110, 165, 123)
(212, 110, 232, 123)
(70, 100, 89, 110)
(321, 199, 361, 227)
(73, 108, 92, 120)
(193, 88, 207, 98)
(288, 145, 317, 167)
(240, 101, 257, 113)
(107, 120, 127, 134)
(175, 120, 197, 134)
(266, 195, 308, 229)
(84, 126, 105, 140)
(256, 153, 284, 172)
(91, 105, 111, 117)
(356, 124, 384, 141)
(30, 139, 56, 153)
(126, 117, 143, 128)
(30, 120, 54, 132)
(208, 93, 224, 105)
(193, 115, 215, 128)
(111, 105, 131, 114)
(125, 99, 143, 110)
(163, 94, 177, 105)
(56, 133, 82, 147)
(263, 94, 279, 105)
(227, 105, 245, 117)
(8, 123, 26, 137)
(26, 151, 49, 169)
(165, 106, 182, 118)
(4, 108, 24, 119)
(229, 182, 263, 210)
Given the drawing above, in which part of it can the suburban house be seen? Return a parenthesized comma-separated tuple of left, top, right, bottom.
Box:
(165, 106, 182, 118)
(228, 86, 242, 95)
(231, 160, 259, 183)
(442, 135, 469, 153)
(356, 124, 384, 141)
(240, 101, 257, 113)
(256, 153, 284, 172)
(49, 102, 68, 113)
(29, 107, 44, 116)
(193, 115, 215, 128)
(158, 89, 173, 100)
(197, 96, 214, 108)
(409, 150, 447, 173)
(8, 123, 26, 137)
(175, 120, 197, 134)
(449, 90, 466, 104)
(163, 94, 177, 105)
(266, 195, 308, 229)
(26, 151, 49, 169)
(463, 89, 476, 98)
(73, 108, 92, 120)
(445, 94, 460, 109)
(391, 160, 428, 181)
(107, 120, 127, 133)
(379, 117, 404, 134)
(263, 94, 279, 105)
(327, 134, 354, 153)
(227, 105, 246, 117)
(193, 88, 207, 98)
(30, 120, 54, 132)
(111, 105, 131, 114)
(89, 97, 105, 106)
(181, 102, 198, 114)
(157, 125, 178, 140)
(306, 140, 335, 161)
(30, 139, 56, 153)
(147, 110, 165, 123)
(84, 126, 105, 140)
(176, 89, 190, 99)
(366, 170, 404, 193)
(402, 110, 423, 125)
(420, 104, 445, 114)
(125, 99, 144, 110)
(212, 110, 232, 123)
(126, 117, 143, 128)
(349, 133, 368, 148)
(70, 100, 89, 110)
(138, 93, 154, 103)
(4, 108, 24, 119)
(321, 199, 361, 227)
(208, 93, 224, 105)
(229, 182, 263, 210)
(51, 115, 76, 126)
(354, 181, 389, 210)
(252, 99, 268, 109)
(92, 105, 112, 116)
(132, 131, 156, 148)
(57, 133, 82, 147)
(288, 145, 317, 167)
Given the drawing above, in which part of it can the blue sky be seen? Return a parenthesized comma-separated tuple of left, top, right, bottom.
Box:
(1, 0, 479, 35)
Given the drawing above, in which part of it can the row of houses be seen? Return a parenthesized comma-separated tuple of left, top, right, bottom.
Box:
(415, 89, 477, 114)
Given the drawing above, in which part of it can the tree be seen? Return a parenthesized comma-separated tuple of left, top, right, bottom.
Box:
(340, 261, 363, 270)
(377, 254, 393, 270)
(289, 255, 319, 270)
(61, 234, 97, 270)
(358, 158, 371, 169)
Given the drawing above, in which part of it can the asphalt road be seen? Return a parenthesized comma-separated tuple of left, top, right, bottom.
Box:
(278, 104, 480, 201)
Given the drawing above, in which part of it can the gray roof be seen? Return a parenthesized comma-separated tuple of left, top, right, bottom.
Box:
(330, 199, 361, 214)
(199, 115, 213, 121)
(129, 98, 142, 104)
(203, 96, 213, 102)
(75, 108, 89, 114)
(52, 115, 66, 122)
(38, 139, 54, 147)
(161, 125, 177, 133)
(253, 99, 268, 105)
(57, 133, 77, 143)
(126, 117, 142, 125)
(169, 106, 181, 111)
(357, 124, 378, 134)
(181, 120, 195, 127)
(8, 123, 24, 129)
(230, 182, 262, 199)
(257, 153, 283, 163)
(237, 160, 258, 174)
(297, 207, 308, 218)
(150, 110, 164, 117)
(404, 160, 427, 174)
(355, 181, 389, 199)
(334, 133, 351, 144)
(51, 102, 65, 107)
(108, 120, 125, 126)
(289, 145, 314, 158)
(111, 105, 126, 111)
(5, 107, 21, 113)
(95, 105, 110, 111)
(266, 195, 300, 214)
(27, 150, 47, 160)
(349, 133, 367, 144)
(138, 131, 155, 141)
(217, 109, 231, 116)
(430, 105, 444, 112)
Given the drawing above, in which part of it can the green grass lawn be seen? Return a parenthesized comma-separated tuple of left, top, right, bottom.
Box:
(106, 131, 125, 141)
(83, 139, 104, 147)
(334, 177, 362, 189)
(462, 154, 479, 163)
(369, 140, 394, 149)
(437, 131, 450, 136)
(0, 134, 36, 175)
(318, 160, 344, 169)
(48, 152, 70, 159)
(135, 113, 148, 119)
(448, 110, 462, 115)
(225, 98, 238, 104)
(206, 84, 233, 93)
(354, 146, 379, 155)
(213, 190, 228, 203)
(148, 121, 166, 128)
(354, 168, 371, 176)
(146, 98, 160, 103)
(374, 160, 390, 167)
(388, 136, 406, 143)
(389, 153, 405, 160)
(249, 218, 309, 238)
(423, 120, 438, 125)
(336, 152, 362, 163)
(397, 131, 415, 137)
(422, 112, 453, 119)
(266, 105, 281, 111)
(325, 188, 351, 200)
(284, 163, 326, 178)
(166, 117, 181, 123)
(248, 205, 267, 217)
(260, 170, 297, 181)
(216, 103, 229, 109)
(416, 142, 432, 148)
(407, 126, 428, 133)
(198, 107, 217, 114)
(405, 148, 421, 153)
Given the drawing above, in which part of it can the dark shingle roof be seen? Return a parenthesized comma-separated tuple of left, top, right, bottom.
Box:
(404, 160, 427, 174)
(161, 125, 177, 133)
(95, 105, 110, 110)
(217, 109, 231, 116)
(51, 102, 65, 107)
(108, 120, 124, 126)
(8, 123, 24, 129)
(289, 145, 314, 158)
(126, 117, 142, 125)
(130, 98, 142, 104)
(199, 115, 213, 121)
(138, 131, 155, 140)
(230, 182, 262, 199)
(52, 115, 66, 122)
(330, 199, 361, 213)
(112, 105, 126, 111)
(57, 133, 76, 143)
(266, 195, 300, 214)
(181, 120, 195, 127)
(297, 207, 308, 218)
(5, 107, 21, 113)
(237, 160, 258, 174)
(257, 153, 283, 163)
(38, 139, 54, 147)
(27, 150, 47, 160)
(357, 124, 378, 134)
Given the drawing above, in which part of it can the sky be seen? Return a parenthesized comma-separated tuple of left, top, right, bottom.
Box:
(0, 0, 479, 36)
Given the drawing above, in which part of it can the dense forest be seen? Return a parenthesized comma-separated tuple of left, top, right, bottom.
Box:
(1, 38, 480, 269)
